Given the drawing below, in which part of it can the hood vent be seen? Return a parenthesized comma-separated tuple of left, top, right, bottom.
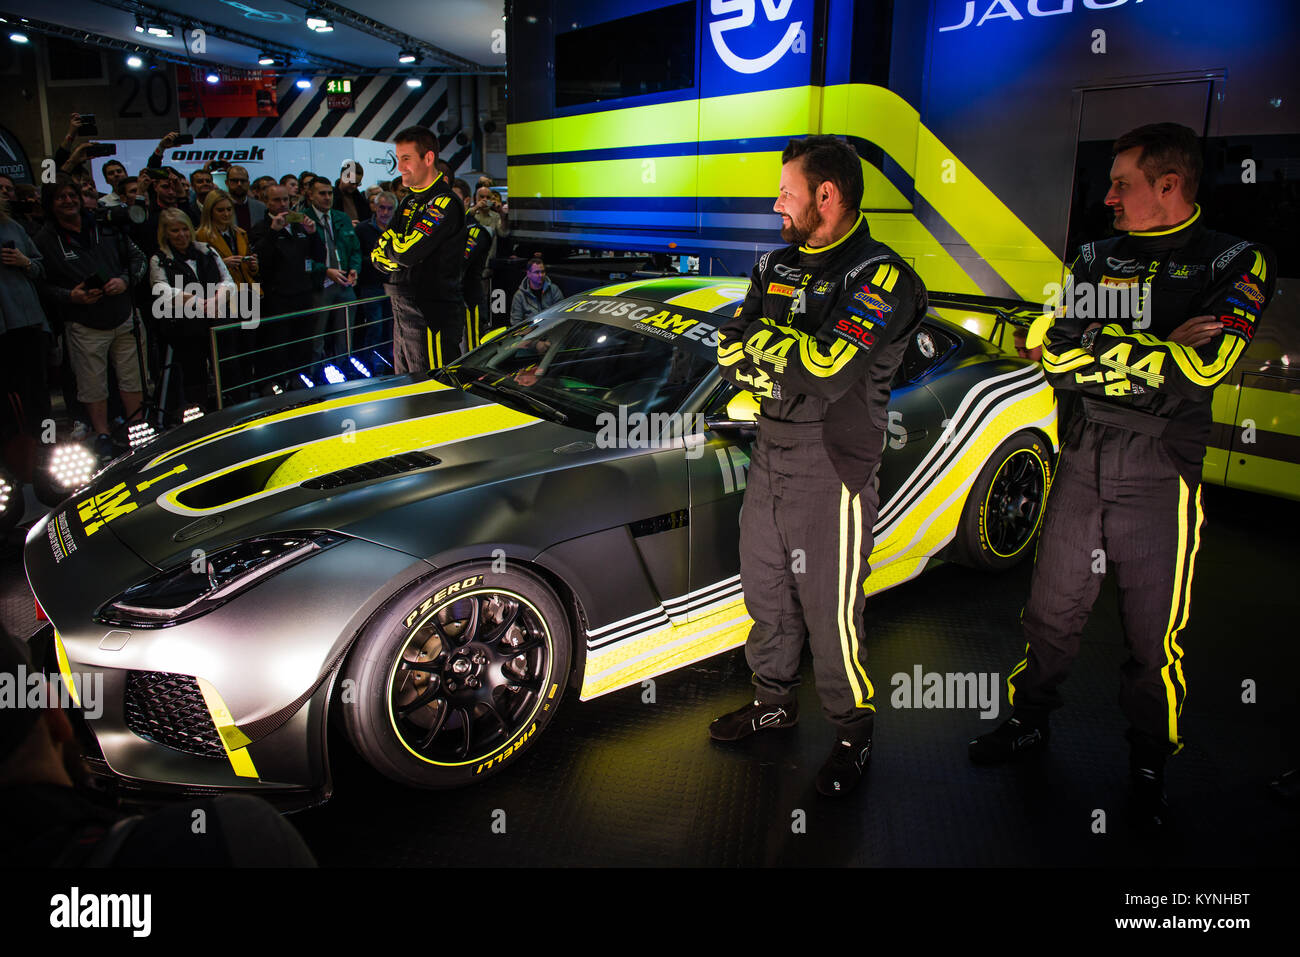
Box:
(301, 450, 442, 490)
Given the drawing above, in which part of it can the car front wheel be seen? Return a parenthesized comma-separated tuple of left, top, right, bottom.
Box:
(341, 562, 571, 788)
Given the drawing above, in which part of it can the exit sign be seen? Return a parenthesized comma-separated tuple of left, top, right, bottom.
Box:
(327, 78, 354, 110)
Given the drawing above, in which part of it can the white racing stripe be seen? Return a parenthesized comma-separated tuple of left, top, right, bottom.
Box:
(588, 576, 744, 649)
(876, 365, 1042, 528)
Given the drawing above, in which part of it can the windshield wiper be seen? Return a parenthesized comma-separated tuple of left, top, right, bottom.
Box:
(475, 380, 569, 424)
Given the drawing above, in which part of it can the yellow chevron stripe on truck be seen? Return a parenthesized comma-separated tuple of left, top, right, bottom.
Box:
(508, 83, 1064, 300)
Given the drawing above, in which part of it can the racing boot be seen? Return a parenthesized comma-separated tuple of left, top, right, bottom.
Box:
(1128, 729, 1170, 829)
(708, 697, 798, 742)
(816, 724, 873, 797)
(968, 709, 1049, 765)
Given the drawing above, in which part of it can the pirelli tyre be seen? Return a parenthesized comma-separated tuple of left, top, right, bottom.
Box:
(342, 562, 571, 788)
(953, 430, 1053, 572)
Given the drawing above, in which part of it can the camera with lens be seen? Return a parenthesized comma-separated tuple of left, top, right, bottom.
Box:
(94, 196, 149, 229)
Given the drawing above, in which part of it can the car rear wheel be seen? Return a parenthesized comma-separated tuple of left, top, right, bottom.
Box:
(953, 430, 1053, 572)
(341, 562, 571, 788)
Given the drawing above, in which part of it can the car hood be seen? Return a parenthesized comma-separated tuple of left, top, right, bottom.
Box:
(64, 374, 581, 568)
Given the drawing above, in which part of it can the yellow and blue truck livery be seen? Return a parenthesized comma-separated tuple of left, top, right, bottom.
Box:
(505, 0, 1299, 498)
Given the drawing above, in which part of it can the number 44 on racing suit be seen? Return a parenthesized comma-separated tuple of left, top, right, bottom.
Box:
(975, 206, 1276, 781)
(712, 211, 927, 787)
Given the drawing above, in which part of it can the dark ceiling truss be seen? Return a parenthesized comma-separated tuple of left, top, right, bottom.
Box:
(278, 0, 503, 73)
(83, 0, 366, 72)
(0, 9, 235, 71)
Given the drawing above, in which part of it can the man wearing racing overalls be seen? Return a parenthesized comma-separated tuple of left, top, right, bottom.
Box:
(969, 123, 1276, 827)
(371, 126, 465, 373)
(709, 136, 927, 797)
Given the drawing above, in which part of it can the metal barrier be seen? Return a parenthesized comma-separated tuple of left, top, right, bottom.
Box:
(207, 292, 394, 409)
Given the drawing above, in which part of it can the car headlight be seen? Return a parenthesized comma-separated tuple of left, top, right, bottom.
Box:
(94, 532, 343, 628)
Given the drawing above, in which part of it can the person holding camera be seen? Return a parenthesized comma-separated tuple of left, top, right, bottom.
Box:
(128, 167, 184, 260)
(250, 184, 325, 387)
(34, 175, 146, 457)
(149, 208, 236, 412)
(1, 191, 52, 469)
(197, 189, 258, 289)
(197, 190, 259, 400)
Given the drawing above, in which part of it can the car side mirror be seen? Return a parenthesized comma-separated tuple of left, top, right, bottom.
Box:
(705, 390, 759, 435)
(479, 326, 508, 345)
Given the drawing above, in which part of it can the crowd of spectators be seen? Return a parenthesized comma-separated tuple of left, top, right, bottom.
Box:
(0, 113, 556, 473)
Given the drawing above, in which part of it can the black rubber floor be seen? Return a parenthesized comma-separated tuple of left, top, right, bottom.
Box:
(4, 484, 1298, 867)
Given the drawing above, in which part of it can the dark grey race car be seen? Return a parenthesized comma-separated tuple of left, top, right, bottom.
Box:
(25, 276, 1057, 806)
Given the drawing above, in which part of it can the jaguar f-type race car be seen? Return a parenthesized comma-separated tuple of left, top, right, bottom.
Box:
(25, 276, 1056, 805)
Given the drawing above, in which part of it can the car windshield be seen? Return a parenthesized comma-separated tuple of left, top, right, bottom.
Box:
(441, 310, 717, 431)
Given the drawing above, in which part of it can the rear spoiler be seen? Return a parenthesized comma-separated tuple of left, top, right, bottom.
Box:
(926, 291, 1053, 349)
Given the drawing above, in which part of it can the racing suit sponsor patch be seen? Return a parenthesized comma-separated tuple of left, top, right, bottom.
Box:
(852, 283, 893, 319)
(767, 281, 796, 297)
(832, 316, 876, 347)
(1211, 240, 1251, 275)
(811, 280, 834, 297)
(1220, 314, 1256, 341)
(1166, 261, 1205, 280)
(1234, 276, 1265, 305)
(844, 305, 884, 326)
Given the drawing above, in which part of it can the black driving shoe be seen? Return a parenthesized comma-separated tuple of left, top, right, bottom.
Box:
(708, 698, 798, 742)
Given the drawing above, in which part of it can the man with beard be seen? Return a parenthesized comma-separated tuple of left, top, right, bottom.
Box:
(709, 136, 927, 798)
(225, 165, 266, 232)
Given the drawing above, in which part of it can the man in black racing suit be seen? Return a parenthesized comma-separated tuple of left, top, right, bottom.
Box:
(969, 123, 1276, 828)
(371, 126, 465, 374)
(709, 136, 927, 797)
